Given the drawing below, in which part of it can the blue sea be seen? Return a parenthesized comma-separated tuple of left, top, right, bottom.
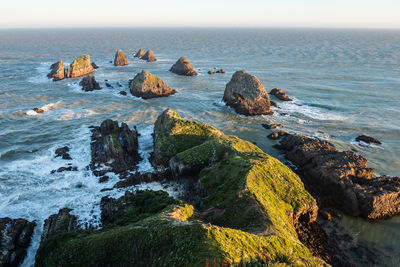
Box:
(0, 28, 399, 266)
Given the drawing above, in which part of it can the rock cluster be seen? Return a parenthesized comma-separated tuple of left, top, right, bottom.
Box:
(170, 57, 198, 76)
(134, 49, 156, 62)
(129, 70, 175, 99)
(269, 88, 292, 101)
(79, 74, 101, 91)
(134, 48, 145, 58)
(47, 60, 65, 81)
(223, 70, 273, 116)
(66, 55, 95, 78)
(0, 218, 36, 267)
(55, 146, 71, 159)
(114, 49, 129, 66)
(90, 119, 140, 175)
(276, 134, 400, 219)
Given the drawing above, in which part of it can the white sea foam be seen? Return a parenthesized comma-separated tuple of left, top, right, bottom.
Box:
(27, 63, 52, 84)
(26, 101, 64, 116)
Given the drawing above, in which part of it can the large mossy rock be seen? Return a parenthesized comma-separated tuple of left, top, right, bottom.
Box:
(66, 55, 95, 78)
(223, 70, 273, 116)
(129, 70, 175, 99)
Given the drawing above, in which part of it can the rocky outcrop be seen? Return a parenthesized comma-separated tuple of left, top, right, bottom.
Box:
(262, 123, 283, 130)
(134, 48, 145, 58)
(169, 57, 198, 76)
(90, 119, 140, 175)
(276, 134, 400, 219)
(55, 146, 71, 160)
(223, 70, 273, 116)
(269, 88, 292, 101)
(114, 50, 129, 66)
(129, 70, 175, 99)
(47, 60, 65, 81)
(41, 208, 77, 242)
(66, 55, 95, 78)
(0, 218, 36, 267)
(267, 130, 287, 140)
(91, 62, 99, 69)
(141, 49, 157, 62)
(356, 135, 381, 145)
(79, 74, 101, 91)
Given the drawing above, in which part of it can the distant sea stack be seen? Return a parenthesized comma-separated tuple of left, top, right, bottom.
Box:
(47, 60, 65, 81)
(170, 57, 198, 76)
(141, 49, 157, 62)
(66, 55, 95, 78)
(223, 70, 273, 116)
(129, 70, 175, 99)
(114, 50, 129, 66)
(134, 48, 145, 58)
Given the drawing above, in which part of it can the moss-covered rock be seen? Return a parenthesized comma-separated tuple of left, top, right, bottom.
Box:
(66, 55, 95, 78)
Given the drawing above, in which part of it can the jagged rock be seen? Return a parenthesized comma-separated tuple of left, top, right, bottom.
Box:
(105, 82, 113, 88)
(0, 218, 36, 267)
(90, 119, 140, 174)
(269, 88, 292, 101)
(47, 60, 65, 81)
(129, 70, 175, 99)
(141, 49, 156, 62)
(33, 108, 44, 113)
(79, 74, 101, 91)
(114, 50, 129, 66)
(91, 62, 99, 69)
(41, 208, 77, 242)
(267, 130, 287, 140)
(99, 176, 109, 183)
(119, 91, 127, 96)
(55, 146, 71, 160)
(216, 69, 226, 74)
(50, 166, 78, 173)
(169, 57, 198, 76)
(134, 48, 145, 58)
(223, 70, 273, 116)
(208, 70, 214, 74)
(276, 134, 400, 219)
(270, 100, 278, 107)
(355, 135, 381, 145)
(113, 171, 170, 188)
(66, 55, 95, 78)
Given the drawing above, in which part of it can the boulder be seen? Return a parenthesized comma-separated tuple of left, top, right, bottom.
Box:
(79, 74, 101, 91)
(41, 208, 77, 242)
(169, 57, 198, 76)
(134, 48, 145, 58)
(276, 134, 400, 219)
(355, 135, 381, 145)
(267, 130, 287, 140)
(90, 119, 140, 174)
(0, 218, 36, 267)
(66, 55, 95, 78)
(141, 49, 156, 62)
(269, 88, 292, 101)
(33, 108, 44, 113)
(55, 146, 71, 160)
(114, 50, 129, 66)
(91, 62, 99, 69)
(119, 91, 127, 96)
(129, 70, 175, 99)
(208, 70, 214, 74)
(262, 123, 283, 130)
(47, 60, 65, 81)
(223, 70, 273, 116)
(216, 69, 226, 74)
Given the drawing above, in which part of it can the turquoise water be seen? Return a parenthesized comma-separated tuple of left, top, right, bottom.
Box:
(0, 28, 399, 266)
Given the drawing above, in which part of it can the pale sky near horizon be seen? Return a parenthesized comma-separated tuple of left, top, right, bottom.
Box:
(1, 0, 399, 29)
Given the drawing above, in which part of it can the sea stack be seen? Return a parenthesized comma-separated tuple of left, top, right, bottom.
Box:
(114, 50, 129, 66)
(129, 70, 175, 99)
(170, 57, 198, 76)
(223, 70, 273, 116)
(134, 48, 145, 58)
(79, 74, 101, 91)
(142, 49, 157, 62)
(66, 55, 95, 78)
(47, 60, 65, 81)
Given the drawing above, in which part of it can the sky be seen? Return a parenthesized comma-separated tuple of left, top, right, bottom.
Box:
(0, 0, 399, 29)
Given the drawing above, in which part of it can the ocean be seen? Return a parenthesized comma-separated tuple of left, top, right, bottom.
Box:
(0, 28, 399, 266)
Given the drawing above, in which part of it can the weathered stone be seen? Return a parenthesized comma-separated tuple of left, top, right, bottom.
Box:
(141, 49, 157, 62)
(91, 62, 99, 69)
(223, 70, 272, 116)
(79, 74, 101, 91)
(33, 108, 44, 113)
(41, 208, 77, 242)
(269, 88, 292, 101)
(66, 55, 95, 78)
(47, 60, 65, 81)
(208, 70, 214, 74)
(0, 217, 36, 267)
(129, 70, 175, 99)
(170, 57, 198, 76)
(119, 91, 127, 96)
(267, 130, 287, 140)
(55, 146, 71, 160)
(355, 135, 381, 145)
(134, 48, 145, 58)
(216, 69, 226, 74)
(114, 50, 129, 66)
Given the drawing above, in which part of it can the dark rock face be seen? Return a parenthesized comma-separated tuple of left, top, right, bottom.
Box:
(114, 50, 129, 66)
(91, 62, 99, 69)
(276, 134, 400, 219)
(355, 135, 382, 145)
(50, 166, 78, 174)
(169, 57, 198, 76)
(55, 146, 71, 160)
(223, 70, 272, 116)
(66, 55, 95, 78)
(47, 60, 65, 81)
(134, 48, 145, 58)
(90, 119, 140, 175)
(269, 88, 292, 101)
(119, 91, 127, 96)
(141, 49, 157, 62)
(79, 74, 101, 91)
(0, 218, 36, 267)
(41, 208, 77, 242)
(129, 70, 175, 99)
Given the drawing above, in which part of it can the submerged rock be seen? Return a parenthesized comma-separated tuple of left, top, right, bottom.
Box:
(169, 57, 198, 76)
(355, 135, 381, 145)
(0, 217, 36, 267)
(33, 108, 44, 113)
(223, 70, 273, 116)
(114, 49, 129, 66)
(129, 70, 175, 99)
(134, 48, 145, 58)
(141, 49, 157, 62)
(216, 69, 226, 74)
(119, 91, 127, 96)
(276, 134, 400, 219)
(90, 119, 140, 174)
(55, 146, 71, 159)
(269, 88, 292, 101)
(79, 74, 101, 91)
(47, 60, 65, 81)
(267, 130, 287, 140)
(91, 62, 99, 69)
(208, 70, 214, 74)
(41, 208, 77, 242)
(66, 55, 95, 78)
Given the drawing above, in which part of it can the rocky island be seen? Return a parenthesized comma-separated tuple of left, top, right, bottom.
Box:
(170, 57, 198, 76)
(129, 70, 175, 99)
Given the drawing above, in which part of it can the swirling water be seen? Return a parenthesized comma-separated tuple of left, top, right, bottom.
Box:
(0, 28, 399, 266)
